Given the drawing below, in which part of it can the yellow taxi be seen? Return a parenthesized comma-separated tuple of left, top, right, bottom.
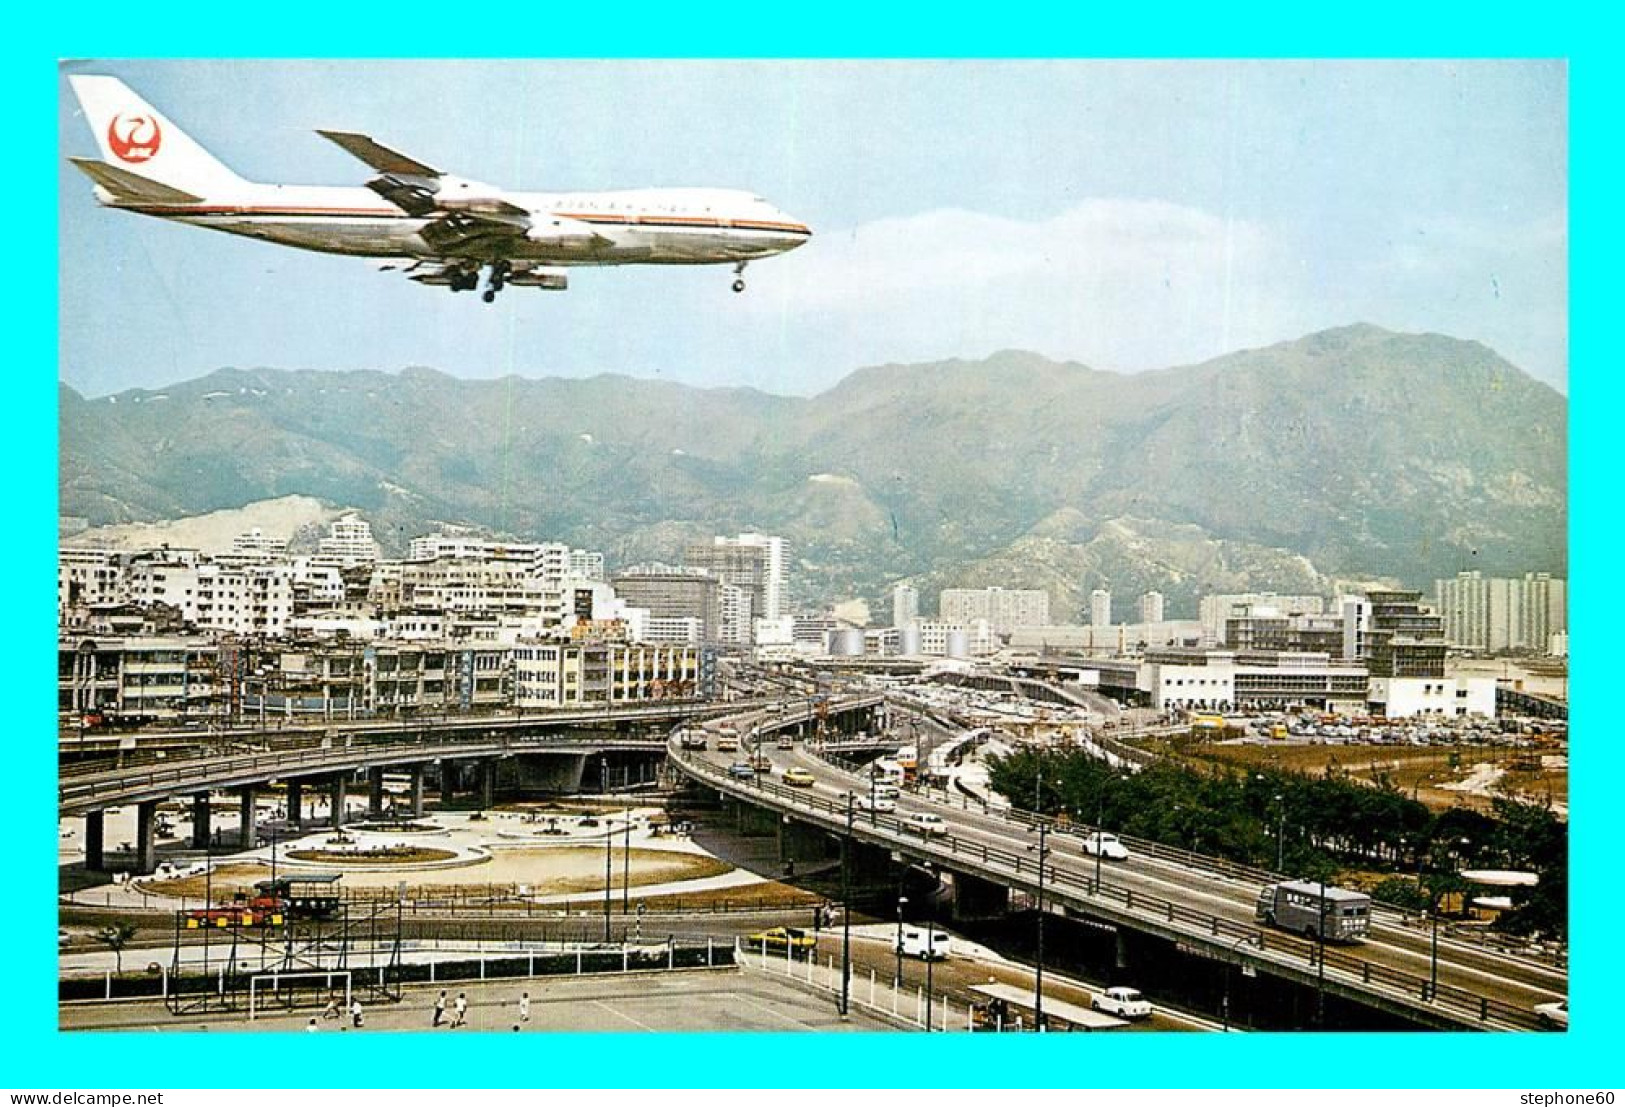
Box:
(745, 926, 816, 953)
(782, 767, 816, 788)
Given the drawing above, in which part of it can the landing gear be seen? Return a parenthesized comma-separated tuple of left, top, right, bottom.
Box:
(481, 261, 511, 304)
(732, 278, 746, 293)
(731, 261, 747, 293)
(448, 269, 479, 293)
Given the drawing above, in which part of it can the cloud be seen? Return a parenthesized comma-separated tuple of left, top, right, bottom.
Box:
(741, 198, 1290, 379)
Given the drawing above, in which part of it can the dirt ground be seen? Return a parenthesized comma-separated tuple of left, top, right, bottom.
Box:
(1179, 740, 1567, 814)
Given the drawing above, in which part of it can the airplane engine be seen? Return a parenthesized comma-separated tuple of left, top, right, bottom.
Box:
(505, 266, 569, 291)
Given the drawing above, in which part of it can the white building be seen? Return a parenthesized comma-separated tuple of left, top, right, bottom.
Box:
(232, 528, 288, 559)
(1090, 588, 1112, 628)
(318, 514, 381, 564)
(1138, 591, 1165, 624)
(1200, 592, 1326, 646)
(940, 587, 1050, 637)
(1367, 676, 1497, 719)
(892, 583, 919, 628)
(1434, 571, 1568, 653)
(914, 618, 997, 657)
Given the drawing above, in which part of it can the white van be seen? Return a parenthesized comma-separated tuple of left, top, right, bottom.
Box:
(896, 927, 952, 960)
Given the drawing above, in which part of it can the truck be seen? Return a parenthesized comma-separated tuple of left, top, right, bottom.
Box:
(896, 926, 951, 960)
(1255, 880, 1371, 942)
(678, 729, 708, 751)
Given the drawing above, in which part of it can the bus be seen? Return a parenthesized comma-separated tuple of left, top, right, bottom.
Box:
(1255, 880, 1371, 942)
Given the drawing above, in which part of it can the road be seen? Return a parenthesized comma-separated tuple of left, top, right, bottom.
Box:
(677, 702, 1566, 1030)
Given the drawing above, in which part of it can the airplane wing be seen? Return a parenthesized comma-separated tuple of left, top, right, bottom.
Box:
(316, 130, 439, 177)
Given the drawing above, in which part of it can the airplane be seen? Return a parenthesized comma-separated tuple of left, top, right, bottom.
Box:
(66, 75, 812, 302)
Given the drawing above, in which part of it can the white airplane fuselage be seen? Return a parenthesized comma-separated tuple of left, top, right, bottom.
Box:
(102, 181, 811, 267)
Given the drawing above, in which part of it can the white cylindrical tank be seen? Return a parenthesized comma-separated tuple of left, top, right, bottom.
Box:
(944, 629, 969, 658)
(898, 626, 922, 656)
(832, 628, 866, 657)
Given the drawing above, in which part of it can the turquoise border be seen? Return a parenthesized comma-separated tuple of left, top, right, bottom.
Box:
(20, 6, 1608, 1089)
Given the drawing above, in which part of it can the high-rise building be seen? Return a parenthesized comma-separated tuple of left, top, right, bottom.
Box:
(610, 567, 724, 644)
(1434, 571, 1567, 653)
(940, 587, 1049, 636)
(1138, 591, 1164, 624)
(685, 533, 787, 624)
(1090, 588, 1112, 628)
(892, 583, 919, 628)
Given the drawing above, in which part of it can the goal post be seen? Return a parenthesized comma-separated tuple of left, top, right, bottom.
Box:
(247, 970, 352, 1022)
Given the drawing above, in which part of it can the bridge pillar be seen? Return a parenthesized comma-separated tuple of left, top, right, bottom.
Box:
(439, 761, 458, 801)
(238, 786, 256, 848)
(83, 810, 105, 871)
(329, 775, 347, 828)
(511, 753, 587, 794)
(134, 800, 159, 874)
(191, 793, 211, 850)
(949, 871, 1010, 921)
(286, 779, 304, 828)
(777, 817, 833, 865)
(478, 760, 496, 809)
(368, 768, 386, 819)
(734, 800, 779, 838)
(408, 766, 425, 817)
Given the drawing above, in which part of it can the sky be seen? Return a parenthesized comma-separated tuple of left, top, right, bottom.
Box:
(57, 59, 1568, 398)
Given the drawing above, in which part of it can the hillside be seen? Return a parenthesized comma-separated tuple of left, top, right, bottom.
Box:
(59, 325, 1567, 615)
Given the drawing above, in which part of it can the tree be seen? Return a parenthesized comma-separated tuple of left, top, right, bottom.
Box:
(94, 921, 138, 976)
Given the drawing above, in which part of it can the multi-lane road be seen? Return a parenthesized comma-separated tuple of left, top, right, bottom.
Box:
(671, 699, 1567, 1031)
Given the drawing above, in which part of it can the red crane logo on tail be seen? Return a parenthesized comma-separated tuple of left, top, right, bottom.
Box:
(107, 113, 161, 163)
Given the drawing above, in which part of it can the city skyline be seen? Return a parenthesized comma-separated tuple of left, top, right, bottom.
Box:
(59, 60, 1566, 399)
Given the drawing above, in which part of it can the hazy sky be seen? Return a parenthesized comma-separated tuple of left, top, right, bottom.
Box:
(57, 59, 1567, 398)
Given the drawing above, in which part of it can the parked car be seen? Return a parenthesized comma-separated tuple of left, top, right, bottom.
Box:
(782, 767, 816, 788)
(1081, 832, 1130, 861)
(1091, 986, 1153, 1020)
(1534, 999, 1569, 1029)
(903, 811, 947, 837)
(727, 762, 757, 780)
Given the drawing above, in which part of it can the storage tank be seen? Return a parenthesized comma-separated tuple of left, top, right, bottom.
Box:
(944, 629, 969, 658)
(831, 627, 867, 657)
(898, 625, 922, 656)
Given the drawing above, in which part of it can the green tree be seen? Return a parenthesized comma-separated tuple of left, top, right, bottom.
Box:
(94, 921, 138, 976)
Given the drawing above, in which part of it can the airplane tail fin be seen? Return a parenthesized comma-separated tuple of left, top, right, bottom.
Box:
(67, 74, 250, 198)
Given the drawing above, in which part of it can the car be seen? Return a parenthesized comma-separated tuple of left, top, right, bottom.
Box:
(1534, 999, 1569, 1029)
(872, 783, 901, 800)
(896, 926, 952, 960)
(716, 736, 739, 752)
(727, 762, 756, 780)
(856, 793, 897, 813)
(1091, 986, 1153, 1020)
(1081, 832, 1130, 861)
(782, 767, 816, 788)
(745, 927, 816, 954)
(903, 811, 947, 837)
(776, 735, 794, 749)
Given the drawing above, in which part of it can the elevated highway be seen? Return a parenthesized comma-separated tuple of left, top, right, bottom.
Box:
(669, 697, 1566, 1032)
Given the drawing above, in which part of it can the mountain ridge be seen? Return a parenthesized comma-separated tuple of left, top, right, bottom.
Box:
(59, 325, 1566, 617)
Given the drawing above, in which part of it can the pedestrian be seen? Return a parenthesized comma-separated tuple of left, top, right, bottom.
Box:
(433, 989, 447, 1027)
(350, 998, 364, 1028)
(452, 991, 468, 1028)
(322, 995, 341, 1020)
(518, 991, 530, 1024)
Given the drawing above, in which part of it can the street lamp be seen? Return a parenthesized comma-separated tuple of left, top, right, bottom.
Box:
(1029, 821, 1050, 1032)
(924, 911, 936, 1032)
(601, 756, 613, 942)
(894, 895, 908, 988)
(1273, 794, 1285, 872)
(839, 791, 853, 1018)
(622, 801, 632, 915)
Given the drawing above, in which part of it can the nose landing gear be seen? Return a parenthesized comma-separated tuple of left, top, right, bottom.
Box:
(732, 262, 748, 294)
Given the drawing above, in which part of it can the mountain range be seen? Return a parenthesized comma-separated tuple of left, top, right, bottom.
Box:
(59, 324, 1567, 621)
